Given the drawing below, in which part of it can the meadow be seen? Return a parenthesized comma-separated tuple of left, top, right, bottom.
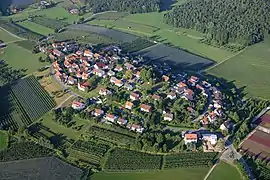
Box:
(92, 168, 209, 180)
(88, 12, 235, 62)
(207, 161, 242, 180)
(0, 29, 21, 43)
(0, 43, 47, 74)
(17, 20, 54, 36)
(208, 37, 270, 99)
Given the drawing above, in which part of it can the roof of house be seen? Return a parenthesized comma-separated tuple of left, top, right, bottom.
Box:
(95, 109, 103, 115)
(141, 104, 151, 111)
(125, 101, 134, 108)
(185, 133, 198, 139)
(152, 94, 161, 100)
(130, 92, 139, 98)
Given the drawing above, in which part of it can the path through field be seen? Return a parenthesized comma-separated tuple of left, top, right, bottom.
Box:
(204, 163, 217, 180)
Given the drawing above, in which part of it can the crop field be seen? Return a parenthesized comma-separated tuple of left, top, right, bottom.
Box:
(0, 28, 21, 43)
(120, 38, 155, 52)
(208, 37, 270, 99)
(104, 148, 163, 171)
(14, 40, 37, 51)
(87, 126, 136, 146)
(17, 20, 54, 36)
(0, 131, 8, 150)
(134, 43, 215, 71)
(0, 156, 83, 180)
(164, 152, 218, 169)
(207, 161, 242, 180)
(31, 16, 68, 31)
(0, 22, 44, 41)
(0, 43, 47, 74)
(92, 168, 209, 180)
(68, 24, 137, 43)
(88, 12, 235, 62)
(92, 12, 129, 20)
(0, 76, 55, 130)
(69, 140, 110, 165)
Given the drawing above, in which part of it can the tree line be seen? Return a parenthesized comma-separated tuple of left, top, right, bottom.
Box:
(164, 0, 270, 47)
(85, 0, 161, 13)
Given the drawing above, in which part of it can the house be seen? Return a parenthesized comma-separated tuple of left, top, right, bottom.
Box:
(110, 77, 118, 84)
(124, 83, 134, 91)
(72, 101, 85, 110)
(107, 70, 115, 77)
(93, 68, 105, 77)
(184, 133, 198, 144)
(105, 114, 117, 122)
(64, 60, 71, 68)
(164, 113, 173, 121)
(213, 90, 223, 100)
(69, 8, 79, 14)
(53, 49, 63, 57)
(208, 112, 218, 122)
(124, 62, 135, 70)
(134, 70, 140, 78)
(114, 79, 124, 87)
(152, 94, 161, 101)
(94, 62, 106, 69)
(76, 50, 83, 56)
(72, 63, 79, 69)
(189, 76, 199, 85)
(82, 72, 89, 80)
(162, 75, 169, 82)
(220, 120, 234, 132)
(114, 65, 123, 72)
(196, 84, 205, 91)
(84, 50, 93, 57)
(132, 124, 144, 133)
(76, 72, 82, 79)
(93, 109, 104, 117)
(78, 81, 90, 92)
(117, 117, 128, 125)
(140, 104, 151, 113)
(67, 76, 75, 85)
(213, 100, 223, 109)
(182, 89, 194, 101)
(178, 82, 187, 88)
(49, 54, 56, 60)
(167, 92, 177, 100)
(125, 101, 134, 110)
(130, 92, 140, 101)
(202, 134, 218, 145)
(99, 88, 112, 96)
(202, 81, 211, 88)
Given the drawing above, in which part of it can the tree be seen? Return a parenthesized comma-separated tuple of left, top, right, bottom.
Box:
(125, 69, 133, 79)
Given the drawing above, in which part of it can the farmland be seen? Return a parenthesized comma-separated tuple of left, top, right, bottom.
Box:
(87, 126, 136, 146)
(163, 152, 218, 168)
(0, 156, 83, 180)
(104, 148, 163, 171)
(0, 76, 55, 130)
(208, 37, 270, 99)
(92, 168, 209, 180)
(17, 20, 54, 36)
(14, 40, 37, 51)
(31, 16, 68, 31)
(69, 140, 111, 166)
(0, 28, 21, 43)
(88, 12, 235, 62)
(207, 161, 242, 180)
(0, 131, 8, 150)
(0, 43, 47, 74)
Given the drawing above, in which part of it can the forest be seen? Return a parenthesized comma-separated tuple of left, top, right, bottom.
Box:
(85, 0, 161, 13)
(164, 0, 270, 46)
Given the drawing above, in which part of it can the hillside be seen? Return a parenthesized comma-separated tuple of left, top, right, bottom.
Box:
(85, 0, 161, 13)
(164, 0, 270, 47)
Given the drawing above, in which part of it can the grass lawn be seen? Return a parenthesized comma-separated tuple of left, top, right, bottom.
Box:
(0, 28, 21, 43)
(92, 168, 209, 180)
(208, 37, 270, 99)
(0, 131, 8, 150)
(0, 43, 48, 74)
(17, 21, 54, 36)
(207, 161, 242, 180)
(40, 113, 89, 141)
(88, 12, 234, 62)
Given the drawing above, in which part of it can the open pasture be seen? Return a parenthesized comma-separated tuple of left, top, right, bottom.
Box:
(207, 161, 242, 180)
(17, 20, 54, 36)
(208, 37, 270, 99)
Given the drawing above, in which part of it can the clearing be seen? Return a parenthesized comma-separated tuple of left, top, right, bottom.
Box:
(0, 43, 47, 74)
(88, 12, 234, 62)
(208, 37, 270, 99)
(0, 131, 8, 150)
(207, 161, 242, 180)
(92, 168, 209, 180)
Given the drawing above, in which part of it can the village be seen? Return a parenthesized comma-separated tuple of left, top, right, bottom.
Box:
(48, 40, 230, 151)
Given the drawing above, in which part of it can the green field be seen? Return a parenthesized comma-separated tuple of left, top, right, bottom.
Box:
(0, 28, 21, 42)
(0, 131, 8, 150)
(208, 37, 270, 99)
(207, 161, 242, 180)
(0, 43, 47, 74)
(17, 21, 54, 36)
(88, 12, 234, 62)
(92, 168, 209, 180)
